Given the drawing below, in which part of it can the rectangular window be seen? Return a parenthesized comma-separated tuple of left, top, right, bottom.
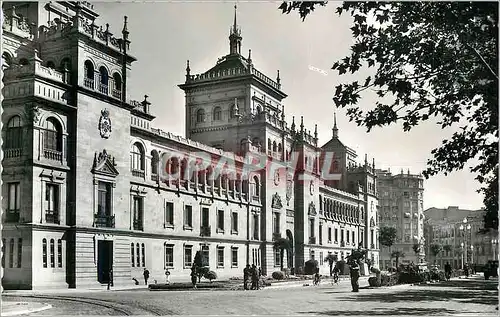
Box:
(309, 219, 315, 238)
(136, 243, 140, 267)
(9, 239, 14, 268)
(319, 224, 323, 245)
(141, 243, 145, 267)
(1, 238, 5, 268)
(201, 245, 209, 267)
(165, 202, 174, 227)
(165, 244, 174, 268)
(42, 239, 47, 268)
(17, 238, 22, 268)
(217, 210, 224, 232)
(253, 214, 259, 240)
(231, 248, 238, 267)
(201, 208, 209, 227)
(360, 230, 364, 246)
(273, 212, 280, 234)
(341, 229, 344, 242)
(184, 245, 192, 268)
(8, 182, 20, 212)
(131, 243, 135, 267)
(231, 212, 238, 233)
(347, 230, 350, 243)
(370, 229, 374, 247)
(184, 205, 193, 228)
(133, 196, 144, 230)
(320, 251, 324, 265)
(217, 247, 224, 268)
(352, 231, 355, 246)
(328, 228, 332, 242)
(274, 247, 281, 267)
(334, 228, 338, 242)
(45, 183, 59, 213)
(97, 181, 112, 215)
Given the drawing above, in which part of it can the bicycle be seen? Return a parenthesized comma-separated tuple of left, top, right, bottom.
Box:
(313, 273, 321, 286)
(331, 272, 339, 285)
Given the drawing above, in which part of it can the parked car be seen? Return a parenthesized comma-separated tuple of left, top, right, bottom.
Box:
(484, 260, 499, 280)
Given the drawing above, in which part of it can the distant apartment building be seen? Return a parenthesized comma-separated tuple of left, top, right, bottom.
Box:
(424, 206, 497, 269)
(376, 169, 425, 269)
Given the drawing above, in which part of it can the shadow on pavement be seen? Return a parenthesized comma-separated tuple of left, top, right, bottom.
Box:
(417, 278, 498, 291)
(298, 307, 457, 315)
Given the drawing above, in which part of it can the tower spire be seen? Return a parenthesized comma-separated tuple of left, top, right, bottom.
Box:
(332, 112, 339, 138)
(229, 4, 242, 55)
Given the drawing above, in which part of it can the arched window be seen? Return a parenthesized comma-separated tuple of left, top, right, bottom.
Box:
(84, 60, 94, 89)
(112, 73, 122, 98)
(253, 176, 260, 198)
(256, 105, 262, 115)
(42, 238, 47, 268)
(2, 52, 12, 70)
(99, 66, 109, 94)
(130, 142, 145, 172)
(17, 238, 22, 268)
(46, 61, 55, 69)
(213, 107, 222, 121)
(19, 58, 29, 66)
(272, 141, 277, 152)
(43, 118, 62, 152)
(196, 109, 206, 123)
(278, 143, 282, 153)
(9, 239, 14, 268)
(60, 58, 71, 71)
(151, 150, 159, 176)
(6, 115, 22, 150)
(267, 139, 272, 152)
(131, 243, 135, 267)
(57, 239, 62, 268)
(136, 243, 140, 267)
(50, 239, 55, 268)
(141, 243, 145, 267)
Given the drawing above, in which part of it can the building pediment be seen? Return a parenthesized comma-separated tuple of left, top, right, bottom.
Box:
(91, 149, 119, 177)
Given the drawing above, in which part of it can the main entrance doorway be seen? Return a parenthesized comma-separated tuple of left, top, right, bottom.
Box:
(97, 240, 113, 284)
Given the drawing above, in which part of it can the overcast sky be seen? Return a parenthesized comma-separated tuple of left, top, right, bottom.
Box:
(68, 1, 482, 211)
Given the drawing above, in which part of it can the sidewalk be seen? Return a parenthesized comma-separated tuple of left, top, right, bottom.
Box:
(1, 301, 52, 316)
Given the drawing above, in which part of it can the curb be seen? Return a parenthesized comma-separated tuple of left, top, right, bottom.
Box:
(2, 303, 53, 316)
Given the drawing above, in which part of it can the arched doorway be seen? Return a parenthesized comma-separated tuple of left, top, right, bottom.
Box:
(286, 229, 294, 270)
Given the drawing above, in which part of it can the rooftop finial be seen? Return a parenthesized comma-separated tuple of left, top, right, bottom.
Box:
(122, 16, 129, 34)
(314, 124, 318, 139)
(333, 112, 339, 138)
(186, 60, 190, 73)
(233, 4, 238, 32)
(300, 116, 304, 132)
(291, 116, 296, 132)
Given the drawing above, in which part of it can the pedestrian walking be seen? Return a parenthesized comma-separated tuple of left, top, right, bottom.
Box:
(349, 262, 360, 292)
(444, 262, 452, 281)
(190, 265, 197, 289)
(243, 264, 250, 290)
(143, 268, 150, 285)
(251, 264, 259, 290)
(165, 268, 171, 284)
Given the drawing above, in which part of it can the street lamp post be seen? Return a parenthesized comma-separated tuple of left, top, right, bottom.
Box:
(492, 239, 498, 260)
(470, 245, 474, 264)
(459, 218, 471, 269)
(460, 242, 464, 269)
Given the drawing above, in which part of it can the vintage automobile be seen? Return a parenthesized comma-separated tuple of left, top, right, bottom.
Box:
(484, 260, 499, 280)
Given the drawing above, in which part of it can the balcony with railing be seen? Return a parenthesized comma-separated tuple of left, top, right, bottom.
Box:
(45, 210, 60, 224)
(84, 77, 94, 89)
(131, 169, 145, 178)
(133, 219, 143, 231)
(272, 232, 282, 241)
(94, 214, 115, 228)
(151, 173, 158, 182)
(309, 236, 316, 244)
(5, 148, 22, 158)
(200, 225, 211, 237)
(99, 83, 108, 95)
(43, 149, 63, 162)
(5, 212, 20, 223)
(112, 89, 122, 99)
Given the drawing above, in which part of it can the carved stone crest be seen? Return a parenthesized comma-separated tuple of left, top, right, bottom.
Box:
(308, 202, 317, 216)
(286, 180, 293, 205)
(98, 108, 112, 139)
(271, 193, 283, 209)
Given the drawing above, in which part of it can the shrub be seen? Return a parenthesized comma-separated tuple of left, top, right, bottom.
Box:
(204, 270, 217, 282)
(398, 272, 429, 284)
(304, 260, 319, 275)
(272, 271, 285, 280)
(380, 273, 399, 286)
(368, 276, 381, 287)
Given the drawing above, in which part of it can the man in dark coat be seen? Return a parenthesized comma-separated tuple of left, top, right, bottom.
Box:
(243, 264, 250, 290)
(143, 268, 150, 285)
(444, 262, 452, 281)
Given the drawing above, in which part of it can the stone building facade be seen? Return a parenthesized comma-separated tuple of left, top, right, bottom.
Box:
(424, 206, 497, 269)
(1, 2, 379, 290)
(376, 169, 425, 269)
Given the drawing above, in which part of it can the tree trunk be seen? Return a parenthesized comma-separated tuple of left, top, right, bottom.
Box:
(280, 249, 284, 271)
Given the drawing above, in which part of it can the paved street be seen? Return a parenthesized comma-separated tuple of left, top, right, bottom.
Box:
(3, 275, 498, 316)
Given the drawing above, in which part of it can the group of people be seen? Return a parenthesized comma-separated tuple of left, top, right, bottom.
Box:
(243, 264, 262, 290)
(444, 261, 475, 280)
